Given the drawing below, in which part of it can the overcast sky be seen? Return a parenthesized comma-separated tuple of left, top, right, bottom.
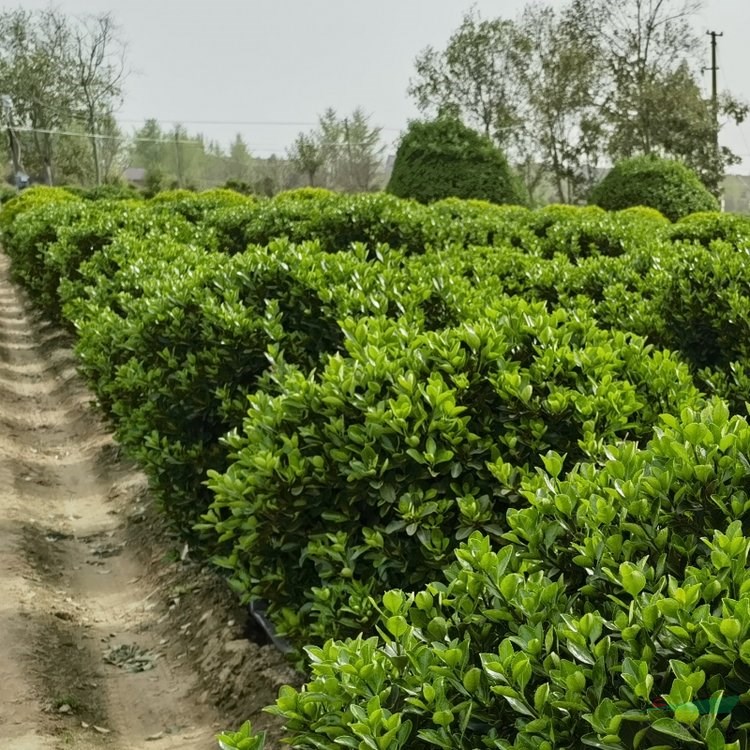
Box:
(18, 0, 750, 170)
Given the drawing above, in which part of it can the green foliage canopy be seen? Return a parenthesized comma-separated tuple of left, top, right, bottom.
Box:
(387, 116, 527, 206)
(589, 156, 719, 221)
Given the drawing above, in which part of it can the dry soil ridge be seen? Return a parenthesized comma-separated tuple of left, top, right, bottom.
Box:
(0, 254, 297, 750)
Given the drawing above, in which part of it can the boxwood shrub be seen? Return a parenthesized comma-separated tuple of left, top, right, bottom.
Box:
(387, 116, 528, 206)
(70, 240, 353, 533)
(589, 156, 719, 221)
(220, 400, 750, 749)
(3, 198, 89, 296)
(670, 211, 750, 249)
(0, 185, 79, 235)
(204, 301, 700, 647)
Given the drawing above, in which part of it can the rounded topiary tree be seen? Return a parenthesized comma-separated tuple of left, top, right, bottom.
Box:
(386, 116, 527, 206)
(589, 155, 718, 221)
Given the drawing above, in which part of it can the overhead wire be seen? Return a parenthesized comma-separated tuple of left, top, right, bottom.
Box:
(117, 117, 403, 132)
(10, 97, 404, 135)
(14, 124, 200, 144)
(13, 123, 399, 154)
(9, 98, 402, 153)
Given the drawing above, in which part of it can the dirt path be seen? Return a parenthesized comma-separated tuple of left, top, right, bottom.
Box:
(0, 253, 226, 750)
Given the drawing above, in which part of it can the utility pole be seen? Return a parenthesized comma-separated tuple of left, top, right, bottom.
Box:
(1, 95, 23, 188)
(706, 30, 724, 209)
(90, 124, 102, 187)
(174, 128, 183, 189)
(343, 117, 355, 191)
(706, 31, 723, 152)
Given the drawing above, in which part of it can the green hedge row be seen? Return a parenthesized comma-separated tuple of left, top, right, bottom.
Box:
(225, 400, 750, 748)
(204, 303, 699, 647)
(4, 187, 750, 749)
(5, 190, 750, 537)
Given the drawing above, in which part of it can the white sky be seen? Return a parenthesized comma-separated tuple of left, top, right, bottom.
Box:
(16, 0, 750, 170)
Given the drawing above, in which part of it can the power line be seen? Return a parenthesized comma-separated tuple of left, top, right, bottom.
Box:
(18, 100, 403, 132)
(14, 124, 200, 144)
(12, 123, 398, 152)
(10, 94, 404, 132)
(116, 117, 404, 133)
(118, 117, 399, 130)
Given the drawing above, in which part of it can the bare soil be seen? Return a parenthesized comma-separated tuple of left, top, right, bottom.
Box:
(0, 254, 299, 750)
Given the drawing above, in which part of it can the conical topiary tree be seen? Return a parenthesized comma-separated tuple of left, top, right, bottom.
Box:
(386, 116, 527, 206)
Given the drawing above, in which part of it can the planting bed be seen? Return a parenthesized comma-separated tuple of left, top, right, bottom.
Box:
(4, 186, 750, 749)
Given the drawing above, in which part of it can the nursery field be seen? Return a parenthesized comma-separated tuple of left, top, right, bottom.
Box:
(4, 185, 750, 749)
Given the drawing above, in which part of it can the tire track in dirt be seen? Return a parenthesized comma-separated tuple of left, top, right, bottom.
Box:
(0, 254, 224, 750)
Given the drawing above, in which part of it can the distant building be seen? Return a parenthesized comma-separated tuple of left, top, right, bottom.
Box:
(123, 167, 147, 188)
(384, 154, 396, 182)
(723, 174, 750, 214)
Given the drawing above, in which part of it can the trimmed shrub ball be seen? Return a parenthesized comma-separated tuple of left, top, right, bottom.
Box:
(589, 155, 718, 221)
(387, 115, 527, 206)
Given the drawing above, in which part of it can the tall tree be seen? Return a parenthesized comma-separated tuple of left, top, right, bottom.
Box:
(408, 0, 747, 202)
(93, 112, 127, 182)
(168, 125, 205, 189)
(0, 8, 74, 183)
(71, 12, 127, 186)
(409, 9, 523, 150)
(204, 140, 234, 188)
(53, 121, 91, 184)
(131, 118, 166, 174)
(0, 8, 128, 186)
(288, 108, 385, 191)
(591, 0, 747, 194)
(287, 132, 324, 186)
(254, 154, 293, 196)
(596, 0, 703, 156)
(340, 108, 385, 192)
(318, 107, 345, 187)
(516, 3, 606, 202)
(227, 133, 253, 184)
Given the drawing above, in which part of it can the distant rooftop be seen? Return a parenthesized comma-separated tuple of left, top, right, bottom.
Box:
(123, 167, 147, 182)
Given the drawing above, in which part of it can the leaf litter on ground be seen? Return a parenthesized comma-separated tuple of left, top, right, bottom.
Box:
(102, 643, 157, 672)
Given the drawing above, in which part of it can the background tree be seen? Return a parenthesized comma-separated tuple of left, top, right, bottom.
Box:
(340, 108, 385, 192)
(409, 0, 747, 202)
(130, 119, 278, 194)
(591, 0, 747, 195)
(0, 8, 74, 184)
(517, 3, 606, 203)
(130, 118, 166, 175)
(202, 138, 231, 187)
(287, 132, 325, 186)
(253, 154, 293, 196)
(387, 114, 527, 205)
(409, 6, 604, 203)
(409, 9, 523, 150)
(317, 107, 344, 187)
(169, 125, 206, 189)
(0, 7, 127, 186)
(96, 113, 128, 182)
(287, 107, 385, 191)
(53, 121, 91, 184)
(594, 0, 701, 157)
(71, 12, 126, 186)
(226, 133, 253, 185)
